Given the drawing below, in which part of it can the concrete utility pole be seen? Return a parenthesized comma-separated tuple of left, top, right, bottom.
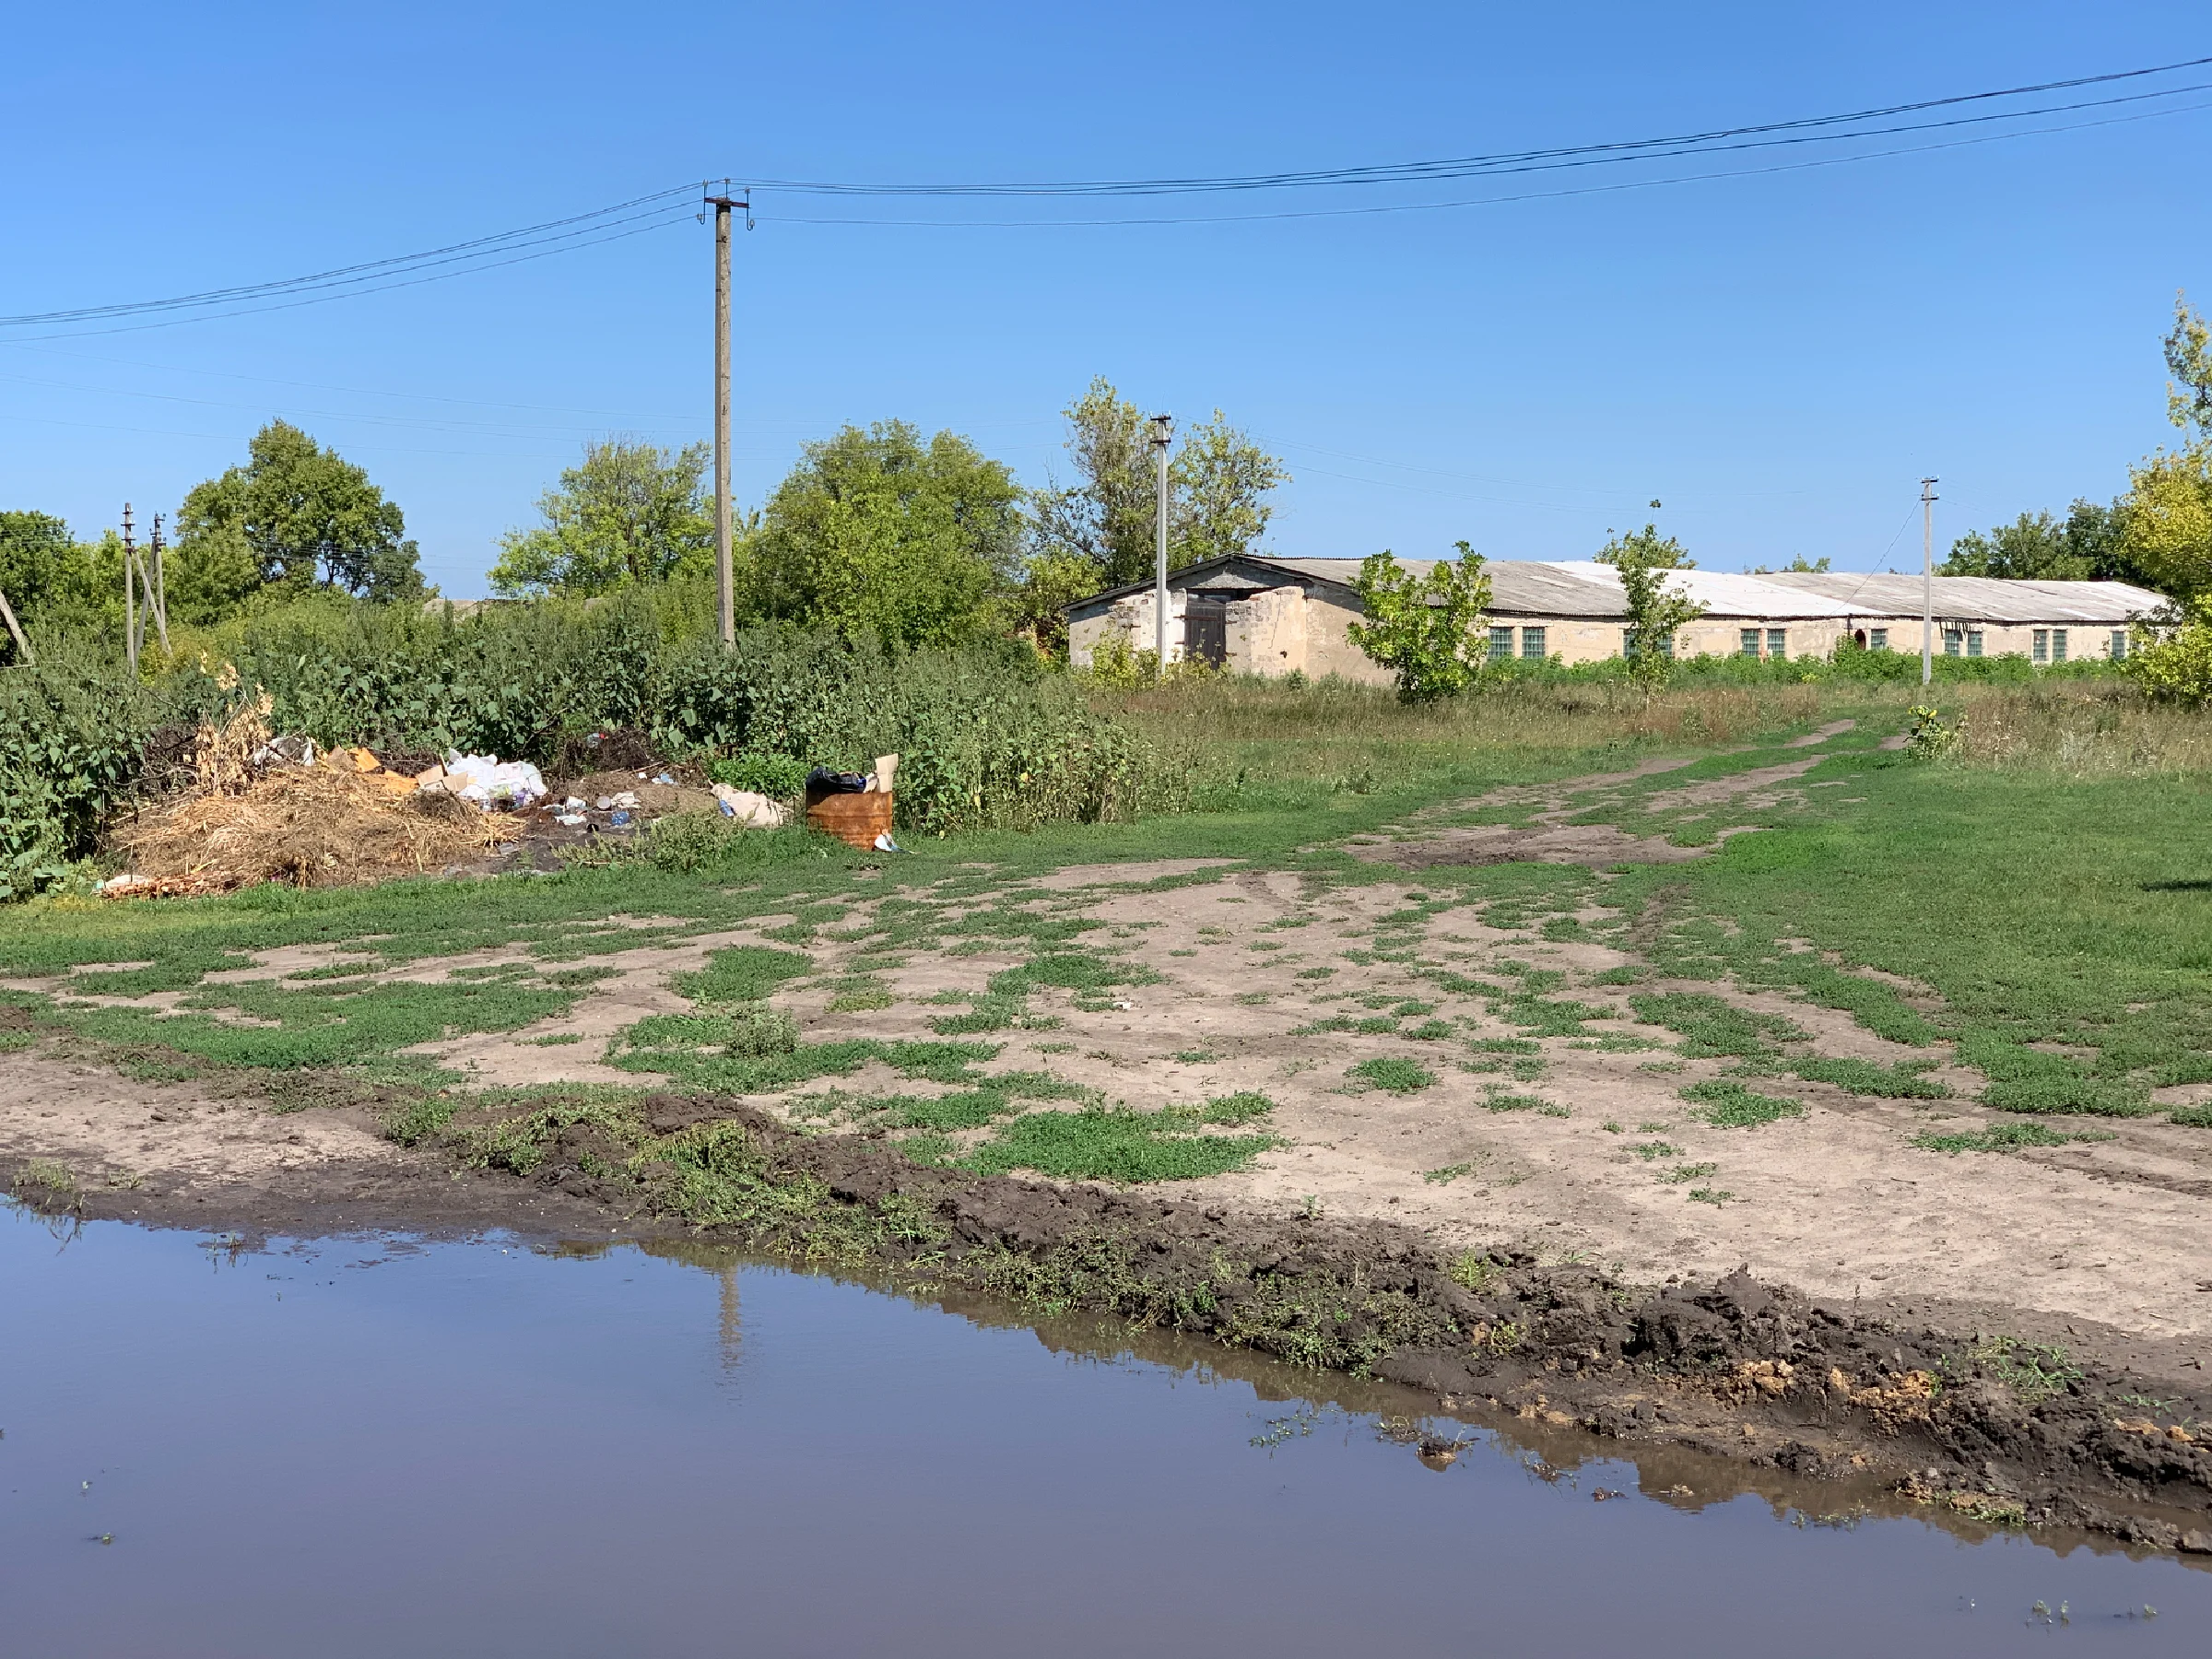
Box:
(706, 185, 748, 648)
(122, 503, 137, 674)
(1919, 477, 1939, 687)
(147, 512, 171, 654)
(1148, 414, 1174, 666)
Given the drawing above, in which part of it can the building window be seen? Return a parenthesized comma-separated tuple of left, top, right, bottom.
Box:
(1766, 628, 1787, 661)
(1869, 628, 1888, 651)
(2032, 629, 2048, 663)
(2111, 629, 2128, 660)
(1488, 625, 1515, 662)
(2052, 628, 2068, 663)
(1968, 630, 1984, 658)
(1739, 629, 1760, 658)
(1521, 626, 1547, 660)
(1943, 629, 1962, 657)
(1624, 629, 1672, 659)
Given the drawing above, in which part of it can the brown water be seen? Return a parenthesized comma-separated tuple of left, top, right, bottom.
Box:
(3, 1204, 2205, 1657)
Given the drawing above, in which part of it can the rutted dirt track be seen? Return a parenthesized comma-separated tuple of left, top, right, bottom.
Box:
(7, 730, 2212, 1546)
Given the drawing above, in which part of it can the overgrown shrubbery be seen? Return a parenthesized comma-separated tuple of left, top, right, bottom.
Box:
(0, 644, 159, 899)
(0, 590, 1192, 897)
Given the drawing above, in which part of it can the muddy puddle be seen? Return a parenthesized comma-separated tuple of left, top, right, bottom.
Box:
(4, 1206, 2206, 1657)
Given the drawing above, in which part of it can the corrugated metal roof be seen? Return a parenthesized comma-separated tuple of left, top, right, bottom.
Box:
(1064, 554, 2165, 625)
(1758, 571, 2165, 624)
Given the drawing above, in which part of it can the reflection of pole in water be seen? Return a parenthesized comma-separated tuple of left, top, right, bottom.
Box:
(718, 1263, 742, 1369)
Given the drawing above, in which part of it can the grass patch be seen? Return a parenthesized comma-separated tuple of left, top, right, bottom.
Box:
(1630, 992, 1807, 1059)
(1791, 1055, 1950, 1098)
(1911, 1122, 2112, 1153)
(1681, 1077, 1806, 1127)
(967, 1105, 1277, 1182)
(1423, 1162, 1475, 1184)
(1347, 1056, 1436, 1093)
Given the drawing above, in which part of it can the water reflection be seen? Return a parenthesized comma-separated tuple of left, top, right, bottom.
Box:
(4, 1209, 2204, 1658)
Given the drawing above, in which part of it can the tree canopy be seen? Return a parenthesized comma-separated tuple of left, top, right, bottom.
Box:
(1030, 378, 1287, 591)
(744, 421, 1024, 648)
(2114, 294, 2212, 600)
(177, 420, 424, 603)
(1943, 500, 2136, 582)
(489, 438, 712, 597)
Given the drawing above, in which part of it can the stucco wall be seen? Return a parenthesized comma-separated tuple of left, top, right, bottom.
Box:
(1068, 590, 1188, 667)
(1225, 585, 1308, 676)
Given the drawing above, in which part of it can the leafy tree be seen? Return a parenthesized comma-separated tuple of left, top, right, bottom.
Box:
(177, 420, 424, 602)
(1748, 555, 1830, 573)
(1942, 500, 2140, 582)
(2115, 295, 2212, 599)
(745, 420, 1024, 648)
(1031, 378, 1161, 588)
(1030, 380, 1288, 591)
(1169, 409, 1288, 567)
(0, 512, 76, 642)
(2125, 593, 2212, 705)
(490, 437, 712, 597)
(1346, 542, 1493, 701)
(1598, 512, 1702, 684)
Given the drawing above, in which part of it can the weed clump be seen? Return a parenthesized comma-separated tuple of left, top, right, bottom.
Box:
(1347, 1056, 1436, 1093)
(967, 1105, 1277, 1183)
(1912, 1122, 2111, 1154)
(1681, 1078, 1805, 1127)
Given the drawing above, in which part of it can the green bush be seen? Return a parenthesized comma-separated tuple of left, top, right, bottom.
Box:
(0, 646, 159, 898)
(0, 594, 1192, 901)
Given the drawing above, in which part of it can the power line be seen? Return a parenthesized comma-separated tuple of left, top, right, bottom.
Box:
(738, 55, 2212, 197)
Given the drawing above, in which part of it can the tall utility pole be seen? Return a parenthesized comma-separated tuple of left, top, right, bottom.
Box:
(705, 185, 748, 647)
(122, 503, 137, 674)
(147, 512, 171, 654)
(1919, 477, 1939, 687)
(1148, 414, 1174, 666)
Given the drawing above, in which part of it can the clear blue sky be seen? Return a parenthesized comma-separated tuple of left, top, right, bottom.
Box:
(5, 3, 2207, 596)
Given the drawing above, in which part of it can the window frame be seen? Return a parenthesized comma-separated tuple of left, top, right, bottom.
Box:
(1488, 625, 1515, 663)
(2032, 629, 2049, 664)
(1520, 625, 1547, 661)
(1765, 627, 1787, 661)
(2052, 628, 2068, 663)
(1967, 630, 1984, 659)
(1869, 627, 1888, 651)
(1738, 628, 1760, 658)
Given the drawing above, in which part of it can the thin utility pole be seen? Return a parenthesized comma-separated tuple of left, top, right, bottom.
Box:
(149, 512, 171, 653)
(1149, 414, 1174, 665)
(1919, 477, 1939, 687)
(123, 503, 137, 674)
(705, 184, 747, 648)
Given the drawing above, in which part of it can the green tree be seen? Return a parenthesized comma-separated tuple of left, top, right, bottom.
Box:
(489, 437, 712, 597)
(1346, 542, 1493, 701)
(745, 420, 1024, 648)
(1941, 500, 2138, 582)
(1030, 380, 1288, 591)
(177, 419, 424, 603)
(1748, 554, 1830, 573)
(0, 511, 76, 629)
(1598, 512, 1702, 684)
(2115, 295, 2212, 599)
(1031, 378, 1159, 588)
(1169, 409, 1288, 567)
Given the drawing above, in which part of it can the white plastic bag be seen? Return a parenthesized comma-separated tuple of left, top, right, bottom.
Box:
(441, 751, 547, 811)
(712, 783, 790, 829)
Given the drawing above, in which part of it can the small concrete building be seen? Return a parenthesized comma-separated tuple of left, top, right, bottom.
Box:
(1064, 556, 2164, 678)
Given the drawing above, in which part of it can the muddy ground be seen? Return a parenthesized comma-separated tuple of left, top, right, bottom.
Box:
(7, 730, 2212, 1548)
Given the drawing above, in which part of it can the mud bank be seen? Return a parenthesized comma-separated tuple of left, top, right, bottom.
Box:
(16, 1088, 2209, 1554)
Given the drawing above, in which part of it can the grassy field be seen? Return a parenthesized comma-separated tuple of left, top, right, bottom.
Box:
(3, 673, 2208, 1195)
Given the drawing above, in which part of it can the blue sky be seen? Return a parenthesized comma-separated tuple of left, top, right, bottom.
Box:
(4, 3, 2207, 596)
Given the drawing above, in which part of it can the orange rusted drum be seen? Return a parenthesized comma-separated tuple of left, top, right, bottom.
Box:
(805, 789, 893, 850)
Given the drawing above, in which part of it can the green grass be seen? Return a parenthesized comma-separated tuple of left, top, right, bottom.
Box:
(1912, 1122, 2114, 1154)
(1790, 1055, 1951, 1098)
(1347, 1056, 1436, 1093)
(1681, 1078, 1806, 1128)
(1629, 992, 1808, 1060)
(966, 1105, 1277, 1182)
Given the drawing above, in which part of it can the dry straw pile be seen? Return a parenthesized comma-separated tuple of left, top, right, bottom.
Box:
(109, 696, 518, 896)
